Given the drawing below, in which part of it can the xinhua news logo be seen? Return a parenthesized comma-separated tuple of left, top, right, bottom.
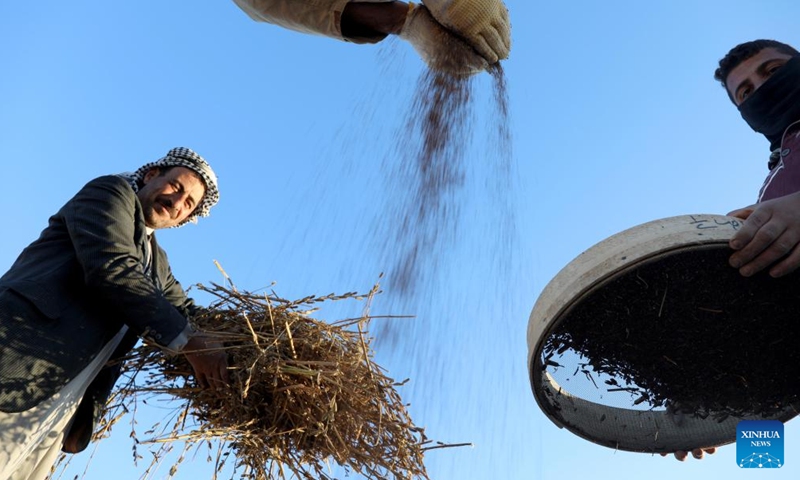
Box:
(737, 420, 784, 468)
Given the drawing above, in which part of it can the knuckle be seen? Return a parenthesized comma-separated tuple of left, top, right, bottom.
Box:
(758, 224, 782, 240)
(774, 240, 795, 253)
(749, 210, 773, 227)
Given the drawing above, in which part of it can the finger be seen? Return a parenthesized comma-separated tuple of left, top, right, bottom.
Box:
(769, 241, 800, 277)
(209, 367, 223, 390)
(481, 26, 508, 62)
(730, 215, 783, 270)
(495, 13, 512, 53)
(470, 35, 498, 64)
(736, 226, 791, 276)
(219, 360, 230, 385)
(705, 447, 717, 455)
(201, 355, 229, 389)
(674, 450, 688, 461)
(729, 207, 772, 252)
(195, 371, 209, 389)
(691, 448, 704, 460)
(726, 206, 755, 220)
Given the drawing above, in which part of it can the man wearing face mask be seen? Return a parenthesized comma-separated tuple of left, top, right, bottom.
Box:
(713, 40, 800, 279)
(659, 39, 800, 464)
(0, 148, 229, 480)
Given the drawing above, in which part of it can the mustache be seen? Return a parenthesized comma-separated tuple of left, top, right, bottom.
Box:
(156, 198, 179, 218)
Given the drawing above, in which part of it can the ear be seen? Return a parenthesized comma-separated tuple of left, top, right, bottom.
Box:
(142, 168, 160, 184)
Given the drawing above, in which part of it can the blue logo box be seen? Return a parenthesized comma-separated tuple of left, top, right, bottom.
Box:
(737, 420, 784, 468)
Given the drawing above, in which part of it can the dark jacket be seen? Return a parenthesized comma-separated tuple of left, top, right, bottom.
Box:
(759, 123, 800, 202)
(0, 175, 198, 412)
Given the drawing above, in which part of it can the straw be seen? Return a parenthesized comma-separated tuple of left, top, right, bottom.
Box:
(56, 280, 457, 480)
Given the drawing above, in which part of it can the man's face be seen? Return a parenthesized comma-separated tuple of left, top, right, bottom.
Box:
(137, 166, 206, 229)
(727, 48, 795, 106)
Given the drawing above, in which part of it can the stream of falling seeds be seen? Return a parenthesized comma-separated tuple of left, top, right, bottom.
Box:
(372, 63, 516, 356)
(382, 68, 472, 296)
(378, 64, 514, 299)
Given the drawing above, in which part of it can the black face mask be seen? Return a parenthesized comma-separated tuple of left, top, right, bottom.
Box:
(738, 55, 800, 150)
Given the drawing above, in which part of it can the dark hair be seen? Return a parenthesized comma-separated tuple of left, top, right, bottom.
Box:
(714, 39, 800, 90)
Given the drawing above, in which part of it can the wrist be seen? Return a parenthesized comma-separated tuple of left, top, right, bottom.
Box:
(166, 323, 196, 352)
(342, 1, 410, 38)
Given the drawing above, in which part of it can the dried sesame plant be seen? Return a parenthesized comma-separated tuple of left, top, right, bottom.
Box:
(53, 276, 455, 480)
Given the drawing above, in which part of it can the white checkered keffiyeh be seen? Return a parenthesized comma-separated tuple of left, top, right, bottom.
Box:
(121, 147, 220, 227)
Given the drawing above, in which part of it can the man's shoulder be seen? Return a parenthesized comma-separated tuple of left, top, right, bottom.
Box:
(785, 125, 800, 144)
(73, 175, 137, 200)
(59, 175, 140, 217)
(82, 174, 134, 190)
(786, 124, 800, 143)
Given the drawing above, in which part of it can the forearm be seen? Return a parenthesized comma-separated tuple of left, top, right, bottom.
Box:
(158, 258, 204, 350)
(232, 0, 402, 43)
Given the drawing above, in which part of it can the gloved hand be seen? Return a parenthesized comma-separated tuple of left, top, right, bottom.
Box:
(399, 3, 488, 76)
(422, 0, 511, 64)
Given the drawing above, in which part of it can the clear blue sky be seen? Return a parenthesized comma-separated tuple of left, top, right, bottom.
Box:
(1, 1, 799, 479)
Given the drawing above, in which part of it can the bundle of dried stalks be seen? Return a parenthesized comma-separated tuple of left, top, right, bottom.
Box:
(74, 280, 443, 480)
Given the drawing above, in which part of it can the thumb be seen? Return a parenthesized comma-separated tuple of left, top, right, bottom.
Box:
(727, 206, 755, 219)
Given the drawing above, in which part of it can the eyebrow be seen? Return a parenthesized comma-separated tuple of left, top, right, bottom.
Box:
(756, 58, 784, 76)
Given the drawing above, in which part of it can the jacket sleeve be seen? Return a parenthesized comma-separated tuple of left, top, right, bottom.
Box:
(61, 176, 190, 350)
(232, 0, 393, 43)
(155, 243, 206, 349)
(161, 262, 202, 319)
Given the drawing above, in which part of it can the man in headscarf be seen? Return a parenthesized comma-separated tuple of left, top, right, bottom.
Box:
(232, 0, 511, 75)
(0, 147, 228, 480)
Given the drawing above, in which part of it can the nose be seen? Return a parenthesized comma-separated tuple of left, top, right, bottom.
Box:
(169, 191, 195, 216)
(752, 77, 769, 94)
(161, 194, 185, 218)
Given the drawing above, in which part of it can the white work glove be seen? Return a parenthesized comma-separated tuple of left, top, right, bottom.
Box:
(422, 0, 511, 64)
(399, 3, 488, 76)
